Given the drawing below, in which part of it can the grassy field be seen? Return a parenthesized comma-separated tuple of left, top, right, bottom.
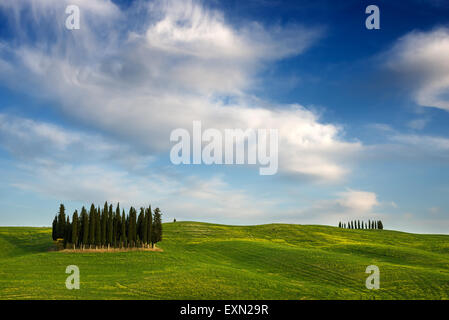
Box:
(0, 221, 449, 299)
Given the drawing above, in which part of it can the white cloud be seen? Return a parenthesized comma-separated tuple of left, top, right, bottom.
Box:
(391, 134, 449, 151)
(385, 27, 449, 111)
(0, 0, 360, 182)
(407, 117, 431, 130)
(0, 113, 279, 220)
(262, 188, 384, 226)
(336, 189, 379, 213)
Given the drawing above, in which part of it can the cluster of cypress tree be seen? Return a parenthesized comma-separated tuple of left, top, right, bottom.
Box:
(52, 203, 162, 249)
(338, 220, 383, 230)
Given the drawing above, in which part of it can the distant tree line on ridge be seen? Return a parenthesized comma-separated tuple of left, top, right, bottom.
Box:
(338, 220, 383, 230)
(52, 203, 162, 249)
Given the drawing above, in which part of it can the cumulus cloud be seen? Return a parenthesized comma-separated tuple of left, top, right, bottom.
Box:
(385, 27, 449, 111)
(0, 0, 361, 182)
(336, 189, 379, 213)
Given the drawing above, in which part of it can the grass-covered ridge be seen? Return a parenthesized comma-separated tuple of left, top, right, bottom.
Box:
(0, 222, 448, 299)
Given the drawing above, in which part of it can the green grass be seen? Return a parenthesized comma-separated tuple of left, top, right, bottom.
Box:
(0, 222, 449, 299)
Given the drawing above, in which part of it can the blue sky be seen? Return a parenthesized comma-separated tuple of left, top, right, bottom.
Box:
(0, 0, 449, 233)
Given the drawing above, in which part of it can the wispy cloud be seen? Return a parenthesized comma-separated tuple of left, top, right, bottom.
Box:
(0, 0, 359, 182)
(385, 27, 449, 111)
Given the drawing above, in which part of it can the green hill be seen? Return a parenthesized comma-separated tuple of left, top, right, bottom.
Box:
(0, 222, 448, 299)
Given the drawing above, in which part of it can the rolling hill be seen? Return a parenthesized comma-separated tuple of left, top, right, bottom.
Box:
(0, 222, 448, 299)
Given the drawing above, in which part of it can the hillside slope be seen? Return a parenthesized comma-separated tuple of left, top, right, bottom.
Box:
(0, 222, 448, 299)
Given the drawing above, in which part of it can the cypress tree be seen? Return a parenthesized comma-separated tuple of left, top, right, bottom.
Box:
(132, 207, 137, 247)
(81, 206, 89, 249)
(52, 216, 58, 241)
(72, 210, 79, 249)
(378, 220, 383, 230)
(128, 207, 135, 247)
(143, 209, 149, 247)
(151, 207, 162, 247)
(108, 205, 113, 249)
(137, 208, 144, 247)
(88, 204, 96, 248)
(64, 216, 71, 248)
(101, 209, 106, 247)
(104, 209, 109, 248)
(94, 208, 100, 248)
(102, 202, 108, 247)
(103, 202, 109, 221)
(115, 203, 121, 248)
(127, 208, 132, 248)
(79, 209, 84, 247)
(120, 210, 127, 248)
(147, 206, 153, 247)
(57, 204, 66, 239)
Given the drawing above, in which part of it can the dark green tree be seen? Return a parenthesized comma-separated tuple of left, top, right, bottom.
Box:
(137, 208, 145, 247)
(64, 216, 71, 248)
(378, 220, 383, 230)
(108, 205, 113, 248)
(115, 203, 121, 248)
(120, 210, 127, 248)
(128, 207, 137, 247)
(72, 210, 79, 249)
(143, 209, 149, 247)
(81, 206, 89, 249)
(101, 209, 106, 247)
(57, 204, 66, 239)
(151, 207, 162, 247)
(147, 206, 153, 247)
(52, 216, 58, 240)
(88, 204, 96, 248)
(95, 208, 101, 248)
